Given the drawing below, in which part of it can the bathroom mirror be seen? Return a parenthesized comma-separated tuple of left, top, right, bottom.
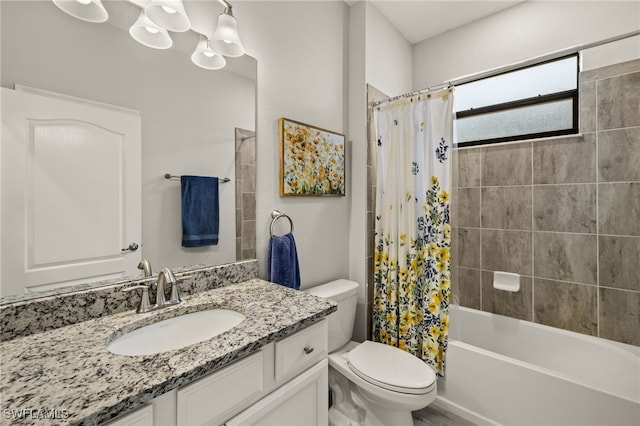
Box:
(0, 0, 256, 302)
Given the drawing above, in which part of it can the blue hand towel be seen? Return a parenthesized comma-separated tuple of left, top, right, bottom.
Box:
(267, 233, 301, 289)
(181, 175, 219, 247)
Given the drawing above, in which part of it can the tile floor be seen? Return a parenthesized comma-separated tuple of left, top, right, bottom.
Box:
(413, 404, 476, 426)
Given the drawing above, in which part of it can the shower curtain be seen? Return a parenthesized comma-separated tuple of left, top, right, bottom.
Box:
(372, 89, 453, 376)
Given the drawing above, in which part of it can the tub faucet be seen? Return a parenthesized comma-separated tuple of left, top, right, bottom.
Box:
(137, 259, 152, 277)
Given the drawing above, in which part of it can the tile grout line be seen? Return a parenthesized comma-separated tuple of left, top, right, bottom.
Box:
(479, 149, 483, 312)
(457, 265, 636, 290)
(457, 227, 640, 239)
(457, 181, 640, 190)
(595, 77, 600, 339)
(531, 141, 536, 323)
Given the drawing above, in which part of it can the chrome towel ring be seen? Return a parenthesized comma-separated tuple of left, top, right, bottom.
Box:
(270, 210, 293, 237)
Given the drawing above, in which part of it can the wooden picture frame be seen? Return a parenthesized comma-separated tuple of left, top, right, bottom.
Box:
(278, 117, 345, 196)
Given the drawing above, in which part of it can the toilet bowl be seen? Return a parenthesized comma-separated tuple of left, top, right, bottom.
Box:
(306, 280, 437, 426)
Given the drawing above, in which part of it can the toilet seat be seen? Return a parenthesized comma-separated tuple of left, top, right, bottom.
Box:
(347, 341, 436, 395)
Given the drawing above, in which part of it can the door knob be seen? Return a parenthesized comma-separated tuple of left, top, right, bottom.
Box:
(121, 242, 139, 253)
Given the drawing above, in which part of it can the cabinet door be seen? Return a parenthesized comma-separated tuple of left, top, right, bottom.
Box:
(104, 404, 153, 426)
(1, 87, 141, 296)
(226, 360, 328, 426)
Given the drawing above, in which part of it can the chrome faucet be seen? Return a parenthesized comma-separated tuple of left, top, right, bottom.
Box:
(123, 267, 189, 313)
(137, 259, 153, 277)
(154, 268, 170, 308)
(163, 268, 181, 306)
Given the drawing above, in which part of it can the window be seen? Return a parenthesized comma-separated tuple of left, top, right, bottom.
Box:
(454, 54, 579, 147)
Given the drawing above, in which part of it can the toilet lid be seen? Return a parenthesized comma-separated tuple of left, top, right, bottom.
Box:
(347, 341, 436, 395)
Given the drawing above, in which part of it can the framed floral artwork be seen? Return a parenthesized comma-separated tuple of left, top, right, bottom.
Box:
(279, 117, 345, 196)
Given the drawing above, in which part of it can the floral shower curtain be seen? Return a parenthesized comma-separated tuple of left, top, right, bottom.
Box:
(372, 89, 453, 376)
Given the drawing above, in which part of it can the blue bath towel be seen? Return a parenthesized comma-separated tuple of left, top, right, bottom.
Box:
(181, 175, 219, 247)
(267, 233, 301, 289)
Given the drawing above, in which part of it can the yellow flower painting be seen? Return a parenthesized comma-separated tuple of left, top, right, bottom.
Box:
(279, 117, 345, 196)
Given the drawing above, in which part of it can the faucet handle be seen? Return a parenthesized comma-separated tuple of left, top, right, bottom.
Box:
(163, 269, 182, 306)
(176, 274, 193, 283)
(122, 285, 152, 313)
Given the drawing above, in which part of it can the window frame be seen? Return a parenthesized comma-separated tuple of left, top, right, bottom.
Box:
(454, 53, 580, 147)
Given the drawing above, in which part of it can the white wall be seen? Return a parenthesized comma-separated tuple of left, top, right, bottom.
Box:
(238, 1, 350, 288)
(413, 1, 640, 89)
(1, 1, 255, 272)
(365, 3, 413, 97)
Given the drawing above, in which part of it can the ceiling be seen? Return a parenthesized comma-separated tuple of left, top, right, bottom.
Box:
(366, 0, 526, 44)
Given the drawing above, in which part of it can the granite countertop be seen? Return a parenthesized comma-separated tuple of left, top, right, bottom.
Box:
(0, 279, 336, 425)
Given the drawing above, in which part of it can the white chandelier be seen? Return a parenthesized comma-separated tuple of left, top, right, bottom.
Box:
(51, 0, 245, 71)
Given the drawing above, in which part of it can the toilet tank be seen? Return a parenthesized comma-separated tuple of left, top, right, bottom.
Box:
(306, 279, 359, 352)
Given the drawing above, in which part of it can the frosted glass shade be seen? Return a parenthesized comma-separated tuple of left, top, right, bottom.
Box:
(191, 36, 226, 70)
(52, 0, 108, 23)
(129, 11, 173, 50)
(211, 13, 244, 57)
(145, 0, 190, 32)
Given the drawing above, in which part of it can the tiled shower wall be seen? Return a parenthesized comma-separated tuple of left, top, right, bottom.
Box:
(235, 128, 256, 261)
(451, 59, 640, 346)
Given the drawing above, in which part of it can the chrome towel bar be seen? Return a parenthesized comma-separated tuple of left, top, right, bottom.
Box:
(270, 210, 293, 237)
(164, 173, 231, 183)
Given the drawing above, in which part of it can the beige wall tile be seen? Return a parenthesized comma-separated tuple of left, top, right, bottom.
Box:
(599, 288, 640, 346)
(533, 134, 595, 184)
(481, 143, 532, 186)
(599, 236, 640, 292)
(481, 229, 532, 275)
(459, 267, 481, 310)
(458, 188, 480, 227)
(598, 127, 640, 182)
(458, 227, 480, 269)
(458, 148, 481, 188)
(534, 279, 597, 335)
(481, 271, 533, 321)
(597, 72, 640, 130)
(534, 232, 597, 285)
(598, 182, 640, 236)
(533, 184, 596, 233)
(482, 186, 532, 230)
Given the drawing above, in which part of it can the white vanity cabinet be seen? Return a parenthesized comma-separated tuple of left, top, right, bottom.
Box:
(116, 319, 328, 426)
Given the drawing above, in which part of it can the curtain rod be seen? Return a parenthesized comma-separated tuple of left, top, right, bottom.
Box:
(374, 29, 640, 108)
(372, 85, 452, 108)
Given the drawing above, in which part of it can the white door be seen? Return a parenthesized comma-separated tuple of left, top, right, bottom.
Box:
(1, 87, 141, 297)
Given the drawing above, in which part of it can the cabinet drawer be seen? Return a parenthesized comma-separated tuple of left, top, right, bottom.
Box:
(177, 351, 263, 425)
(275, 319, 327, 383)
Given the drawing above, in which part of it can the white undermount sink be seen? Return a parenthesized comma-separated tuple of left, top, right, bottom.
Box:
(107, 309, 246, 356)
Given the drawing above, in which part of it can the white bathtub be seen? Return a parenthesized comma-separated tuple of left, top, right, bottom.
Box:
(435, 305, 640, 425)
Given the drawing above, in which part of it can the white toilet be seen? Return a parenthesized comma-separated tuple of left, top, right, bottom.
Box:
(306, 279, 437, 426)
